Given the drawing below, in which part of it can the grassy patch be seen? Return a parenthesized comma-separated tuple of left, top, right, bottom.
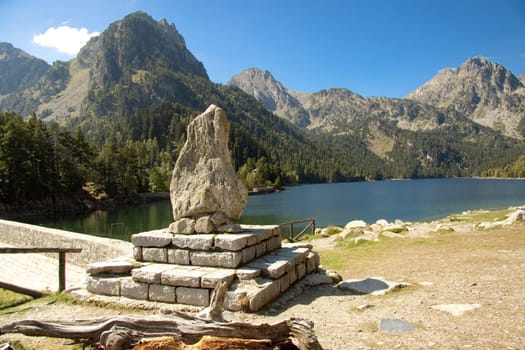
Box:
(0, 288, 33, 310)
(1, 340, 32, 350)
(448, 209, 512, 223)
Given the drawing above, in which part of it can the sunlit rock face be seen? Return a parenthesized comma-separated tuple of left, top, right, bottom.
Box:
(169, 104, 248, 227)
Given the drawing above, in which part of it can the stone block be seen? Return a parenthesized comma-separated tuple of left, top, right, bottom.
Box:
(190, 251, 242, 268)
(224, 290, 247, 311)
(241, 245, 256, 264)
(247, 257, 291, 279)
(272, 248, 304, 267)
(255, 241, 267, 258)
(161, 267, 207, 287)
(235, 267, 261, 280)
(172, 234, 214, 250)
(288, 266, 297, 285)
(248, 278, 281, 312)
(272, 226, 282, 238)
(133, 247, 142, 261)
(195, 215, 215, 234)
(176, 287, 209, 306)
(266, 260, 292, 279)
(217, 223, 243, 233)
(142, 247, 167, 263)
(306, 252, 320, 274)
(167, 249, 190, 265)
(169, 218, 196, 234)
(201, 269, 235, 288)
(211, 211, 228, 226)
(241, 224, 280, 235)
(246, 227, 276, 244)
(120, 277, 149, 300)
(149, 284, 176, 303)
(279, 273, 290, 292)
(131, 231, 173, 247)
(214, 233, 251, 251)
(86, 261, 134, 276)
(132, 264, 175, 284)
(296, 262, 306, 280)
(266, 236, 282, 252)
(86, 276, 121, 296)
(292, 247, 310, 264)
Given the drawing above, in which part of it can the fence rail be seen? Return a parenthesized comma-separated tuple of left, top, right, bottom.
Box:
(279, 218, 316, 241)
(0, 247, 82, 293)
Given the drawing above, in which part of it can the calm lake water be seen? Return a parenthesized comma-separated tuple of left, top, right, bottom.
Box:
(28, 178, 525, 241)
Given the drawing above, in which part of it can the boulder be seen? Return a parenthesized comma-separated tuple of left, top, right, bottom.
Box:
(336, 277, 409, 295)
(170, 105, 248, 221)
(344, 220, 367, 230)
(169, 218, 195, 234)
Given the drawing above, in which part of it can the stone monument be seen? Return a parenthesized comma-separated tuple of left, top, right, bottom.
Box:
(86, 105, 322, 312)
(169, 104, 247, 234)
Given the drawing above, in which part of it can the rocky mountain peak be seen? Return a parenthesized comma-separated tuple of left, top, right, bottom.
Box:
(229, 68, 311, 127)
(405, 56, 524, 138)
(0, 42, 49, 95)
(79, 11, 208, 89)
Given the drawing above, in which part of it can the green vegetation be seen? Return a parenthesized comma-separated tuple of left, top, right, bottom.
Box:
(448, 209, 513, 223)
(0, 288, 33, 309)
(483, 152, 525, 178)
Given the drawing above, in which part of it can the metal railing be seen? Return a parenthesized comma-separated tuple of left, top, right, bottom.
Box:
(279, 218, 316, 241)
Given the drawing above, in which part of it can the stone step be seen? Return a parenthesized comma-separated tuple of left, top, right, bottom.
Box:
(86, 244, 321, 311)
(131, 225, 282, 268)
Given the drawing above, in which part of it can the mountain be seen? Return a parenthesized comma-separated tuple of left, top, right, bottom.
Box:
(0, 11, 523, 185)
(0, 12, 385, 184)
(519, 74, 525, 86)
(230, 59, 525, 140)
(406, 56, 525, 138)
(0, 42, 49, 95)
(229, 67, 524, 177)
(229, 68, 495, 138)
(229, 69, 311, 127)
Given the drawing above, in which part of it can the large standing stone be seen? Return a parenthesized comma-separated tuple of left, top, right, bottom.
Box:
(170, 104, 248, 221)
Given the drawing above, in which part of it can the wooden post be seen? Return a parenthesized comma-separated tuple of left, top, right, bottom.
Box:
(58, 251, 66, 292)
(0, 247, 81, 293)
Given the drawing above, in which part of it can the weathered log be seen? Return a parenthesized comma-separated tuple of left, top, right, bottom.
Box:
(132, 335, 273, 349)
(0, 315, 322, 350)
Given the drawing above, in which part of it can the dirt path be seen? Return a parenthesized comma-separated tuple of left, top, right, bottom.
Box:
(1, 210, 524, 349)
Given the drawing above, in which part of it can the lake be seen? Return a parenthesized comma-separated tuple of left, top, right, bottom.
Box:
(27, 178, 525, 241)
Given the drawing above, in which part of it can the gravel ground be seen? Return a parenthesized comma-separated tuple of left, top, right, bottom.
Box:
(1, 210, 524, 350)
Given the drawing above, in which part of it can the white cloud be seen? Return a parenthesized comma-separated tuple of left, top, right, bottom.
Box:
(33, 26, 99, 55)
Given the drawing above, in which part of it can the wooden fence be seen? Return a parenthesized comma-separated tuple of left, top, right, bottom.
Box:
(279, 218, 316, 241)
(0, 247, 82, 295)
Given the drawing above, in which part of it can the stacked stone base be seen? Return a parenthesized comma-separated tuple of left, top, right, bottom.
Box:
(86, 225, 320, 312)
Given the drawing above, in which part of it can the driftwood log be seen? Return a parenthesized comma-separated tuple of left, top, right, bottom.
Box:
(0, 282, 322, 349)
(0, 315, 321, 349)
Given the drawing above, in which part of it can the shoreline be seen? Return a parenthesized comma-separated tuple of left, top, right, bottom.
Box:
(1, 205, 524, 349)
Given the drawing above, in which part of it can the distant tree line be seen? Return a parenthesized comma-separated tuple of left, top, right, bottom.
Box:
(1, 102, 524, 210)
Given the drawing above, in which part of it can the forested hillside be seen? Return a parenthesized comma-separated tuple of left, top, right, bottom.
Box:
(0, 11, 524, 215)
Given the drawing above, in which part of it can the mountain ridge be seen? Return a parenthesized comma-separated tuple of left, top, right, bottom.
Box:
(229, 58, 525, 139)
(406, 56, 525, 138)
(0, 11, 523, 185)
(0, 42, 49, 95)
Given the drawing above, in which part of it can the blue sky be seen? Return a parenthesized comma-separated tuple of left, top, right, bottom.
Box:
(1, 0, 524, 98)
